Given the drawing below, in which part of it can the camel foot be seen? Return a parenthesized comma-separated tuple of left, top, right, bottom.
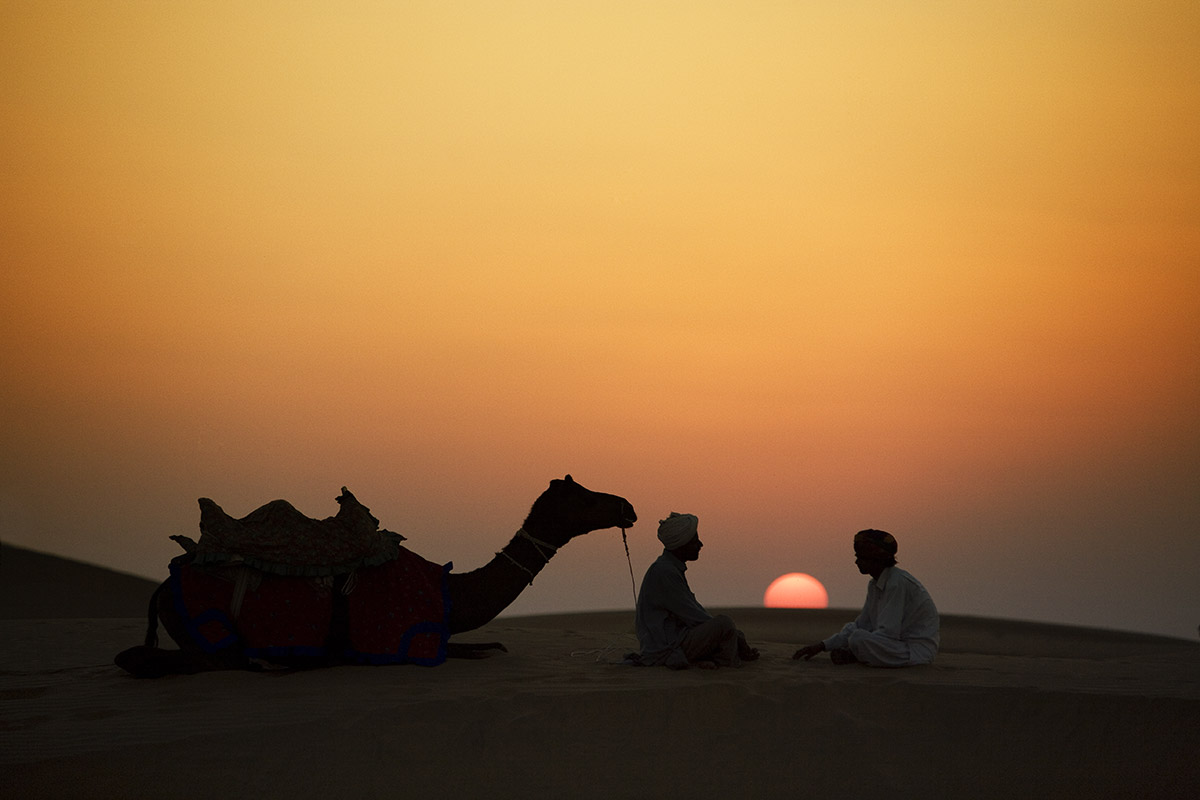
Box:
(446, 642, 508, 659)
(115, 645, 195, 678)
(115, 645, 250, 677)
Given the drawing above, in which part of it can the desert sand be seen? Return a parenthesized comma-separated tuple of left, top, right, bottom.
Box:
(2, 545, 1197, 798)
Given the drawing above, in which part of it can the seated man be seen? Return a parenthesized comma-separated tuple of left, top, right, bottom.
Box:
(793, 529, 939, 667)
(630, 512, 758, 669)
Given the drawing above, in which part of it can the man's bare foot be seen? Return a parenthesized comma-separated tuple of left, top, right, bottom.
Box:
(696, 659, 719, 670)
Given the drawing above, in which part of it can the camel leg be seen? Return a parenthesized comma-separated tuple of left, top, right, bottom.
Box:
(114, 579, 250, 677)
(157, 579, 251, 669)
(445, 642, 507, 659)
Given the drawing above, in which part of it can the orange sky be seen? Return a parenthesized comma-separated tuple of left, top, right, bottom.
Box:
(3, 2, 1198, 637)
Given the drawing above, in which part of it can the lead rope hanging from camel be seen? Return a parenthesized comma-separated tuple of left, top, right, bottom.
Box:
(569, 527, 640, 663)
(621, 527, 637, 607)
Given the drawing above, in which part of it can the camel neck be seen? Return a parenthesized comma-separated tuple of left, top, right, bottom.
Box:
(516, 528, 559, 557)
(498, 528, 559, 585)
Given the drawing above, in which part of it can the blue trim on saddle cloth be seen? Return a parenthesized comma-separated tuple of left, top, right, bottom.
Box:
(402, 620, 451, 666)
(167, 560, 240, 653)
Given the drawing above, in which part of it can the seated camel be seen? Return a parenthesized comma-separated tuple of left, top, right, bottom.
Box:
(115, 475, 636, 677)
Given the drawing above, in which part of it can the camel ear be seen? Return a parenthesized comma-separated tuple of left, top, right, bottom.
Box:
(563, 474, 575, 484)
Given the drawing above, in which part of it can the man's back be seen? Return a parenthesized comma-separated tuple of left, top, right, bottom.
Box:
(635, 552, 711, 664)
(861, 566, 939, 656)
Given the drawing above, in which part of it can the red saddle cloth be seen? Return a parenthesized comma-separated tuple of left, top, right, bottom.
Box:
(168, 546, 450, 666)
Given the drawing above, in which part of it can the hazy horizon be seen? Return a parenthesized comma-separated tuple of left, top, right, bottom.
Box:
(3, 2, 1197, 640)
(3, 538, 1197, 643)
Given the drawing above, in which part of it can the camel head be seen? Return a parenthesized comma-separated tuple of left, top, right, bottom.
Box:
(521, 475, 637, 547)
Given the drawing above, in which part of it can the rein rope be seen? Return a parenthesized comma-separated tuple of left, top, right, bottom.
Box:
(570, 525, 640, 663)
(620, 527, 637, 606)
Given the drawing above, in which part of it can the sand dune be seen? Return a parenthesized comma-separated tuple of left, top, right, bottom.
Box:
(1, 543, 161, 619)
(1, 551, 1197, 798)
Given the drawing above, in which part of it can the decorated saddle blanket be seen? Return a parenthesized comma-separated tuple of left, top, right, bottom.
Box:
(166, 546, 451, 666)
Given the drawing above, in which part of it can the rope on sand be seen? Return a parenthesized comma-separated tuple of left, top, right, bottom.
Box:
(570, 635, 639, 663)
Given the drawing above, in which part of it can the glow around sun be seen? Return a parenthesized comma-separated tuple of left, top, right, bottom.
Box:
(763, 573, 829, 609)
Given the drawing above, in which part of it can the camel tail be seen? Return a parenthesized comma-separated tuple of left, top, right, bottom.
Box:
(143, 580, 166, 648)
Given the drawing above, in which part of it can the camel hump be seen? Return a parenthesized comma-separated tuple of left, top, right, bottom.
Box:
(187, 488, 405, 576)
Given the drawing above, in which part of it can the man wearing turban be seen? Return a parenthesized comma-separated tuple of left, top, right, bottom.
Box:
(792, 529, 939, 667)
(630, 512, 758, 669)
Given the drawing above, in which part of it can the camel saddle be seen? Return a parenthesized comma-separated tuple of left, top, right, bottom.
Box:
(171, 487, 405, 577)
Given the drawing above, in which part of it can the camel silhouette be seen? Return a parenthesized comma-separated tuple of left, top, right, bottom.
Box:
(114, 475, 636, 676)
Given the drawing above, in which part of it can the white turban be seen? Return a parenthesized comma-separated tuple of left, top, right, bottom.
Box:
(657, 512, 699, 550)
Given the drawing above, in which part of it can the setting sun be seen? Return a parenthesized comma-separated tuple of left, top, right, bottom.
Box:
(763, 573, 829, 609)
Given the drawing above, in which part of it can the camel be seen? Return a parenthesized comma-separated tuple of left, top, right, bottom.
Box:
(114, 475, 636, 677)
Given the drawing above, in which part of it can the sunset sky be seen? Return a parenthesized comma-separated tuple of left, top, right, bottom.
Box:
(3, 2, 1197, 638)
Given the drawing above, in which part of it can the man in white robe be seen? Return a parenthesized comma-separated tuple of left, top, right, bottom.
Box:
(793, 529, 939, 667)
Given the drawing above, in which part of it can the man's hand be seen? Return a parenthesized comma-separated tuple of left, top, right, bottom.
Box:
(792, 642, 825, 660)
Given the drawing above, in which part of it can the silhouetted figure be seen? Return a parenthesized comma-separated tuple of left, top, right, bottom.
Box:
(629, 513, 758, 669)
(793, 529, 939, 667)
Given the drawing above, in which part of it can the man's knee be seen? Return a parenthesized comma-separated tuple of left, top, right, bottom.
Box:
(844, 628, 883, 662)
(711, 614, 736, 634)
(847, 628, 909, 666)
(847, 628, 870, 647)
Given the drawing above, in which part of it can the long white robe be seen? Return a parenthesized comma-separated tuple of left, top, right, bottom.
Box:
(824, 566, 939, 666)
